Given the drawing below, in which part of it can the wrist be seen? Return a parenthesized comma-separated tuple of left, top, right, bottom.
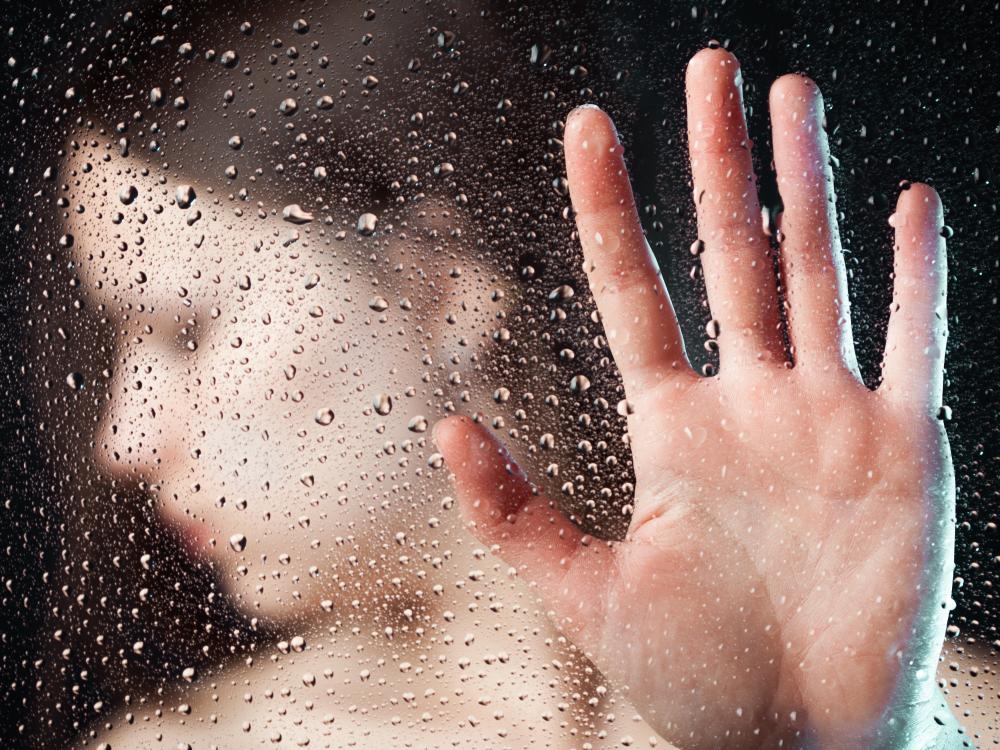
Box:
(915, 686, 972, 750)
(805, 686, 971, 750)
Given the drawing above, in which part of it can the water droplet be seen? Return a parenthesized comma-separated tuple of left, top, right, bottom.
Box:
(229, 534, 247, 552)
(368, 296, 389, 312)
(530, 43, 553, 67)
(356, 212, 378, 236)
(548, 284, 575, 300)
(175, 184, 196, 209)
(569, 374, 591, 393)
(66, 372, 85, 390)
(373, 393, 393, 415)
(407, 416, 428, 433)
(616, 399, 635, 416)
(279, 97, 298, 116)
(315, 408, 335, 426)
(119, 185, 138, 205)
(282, 204, 314, 224)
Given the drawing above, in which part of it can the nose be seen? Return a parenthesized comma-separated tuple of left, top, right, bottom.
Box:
(96, 341, 183, 481)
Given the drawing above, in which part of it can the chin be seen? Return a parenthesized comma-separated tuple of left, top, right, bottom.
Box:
(214, 562, 328, 620)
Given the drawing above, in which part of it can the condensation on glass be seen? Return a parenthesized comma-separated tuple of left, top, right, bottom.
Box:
(1, 1, 997, 749)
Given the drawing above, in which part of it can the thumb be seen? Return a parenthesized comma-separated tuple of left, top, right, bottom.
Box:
(433, 415, 611, 634)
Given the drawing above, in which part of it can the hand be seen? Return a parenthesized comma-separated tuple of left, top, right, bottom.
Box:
(434, 48, 963, 749)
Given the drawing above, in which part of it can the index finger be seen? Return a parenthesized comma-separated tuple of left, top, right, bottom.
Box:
(564, 105, 694, 392)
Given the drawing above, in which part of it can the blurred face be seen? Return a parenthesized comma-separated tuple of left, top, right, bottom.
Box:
(62, 140, 490, 621)
(51, 0, 515, 628)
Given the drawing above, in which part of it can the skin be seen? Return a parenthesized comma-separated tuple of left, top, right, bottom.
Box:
(56, 5, 658, 747)
(435, 48, 967, 749)
(62, 110, 604, 750)
(64, 155, 612, 748)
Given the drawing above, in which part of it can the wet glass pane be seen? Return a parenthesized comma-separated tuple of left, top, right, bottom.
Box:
(2, 1, 998, 748)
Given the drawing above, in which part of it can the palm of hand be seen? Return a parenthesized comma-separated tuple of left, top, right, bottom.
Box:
(592, 369, 952, 747)
(436, 48, 955, 749)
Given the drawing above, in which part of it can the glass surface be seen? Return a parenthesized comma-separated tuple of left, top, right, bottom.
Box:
(2, 1, 998, 747)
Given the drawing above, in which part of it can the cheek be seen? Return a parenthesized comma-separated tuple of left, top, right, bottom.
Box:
(161, 294, 441, 558)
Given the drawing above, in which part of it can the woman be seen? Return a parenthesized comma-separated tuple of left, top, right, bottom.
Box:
(26, 3, 972, 749)
(56, 3, 617, 748)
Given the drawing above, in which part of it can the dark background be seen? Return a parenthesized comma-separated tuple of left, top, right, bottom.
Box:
(2, 0, 998, 745)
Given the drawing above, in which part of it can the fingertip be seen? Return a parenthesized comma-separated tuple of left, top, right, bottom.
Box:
(567, 103, 609, 125)
(768, 74, 827, 181)
(769, 72, 823, 113)
(770, 72, 821, 98)
(685, 46, 749, 144)
(686, 45, 741, 86)
(432, 415, 476, 460)
(565, 104, 618, 151)
(435, 416, 533, 525)
(564, 107, 628, 216)
(882, 180, 948, 409)
(896, 181, 943, 216)
(892, 183, 944, 247)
